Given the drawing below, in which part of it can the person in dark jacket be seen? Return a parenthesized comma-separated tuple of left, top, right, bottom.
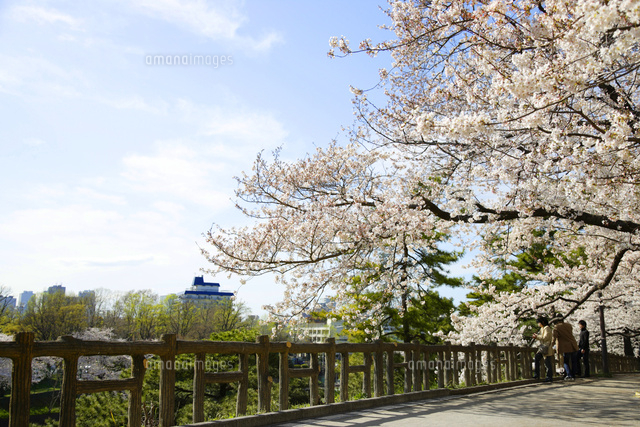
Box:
(577, 320, 590, 377)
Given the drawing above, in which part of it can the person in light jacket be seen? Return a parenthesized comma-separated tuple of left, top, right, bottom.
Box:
(532, 316, 554, 382)
(552, 317, 579, 380)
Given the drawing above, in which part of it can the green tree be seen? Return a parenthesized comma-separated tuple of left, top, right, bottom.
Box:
(163, 295, 198, 338)
(77, 289, 111, 329)
(21, 292, 87, 340)
(210, 299, 248, 333)
(0, 286, 19, 333)
(338, 289, 455, 344)
(460, 231, 587, 320)
(75, 392, 128, 427)
(188, 299, 250, 339)
(338, 242, 463, 343)
(113, 290, 165, 340)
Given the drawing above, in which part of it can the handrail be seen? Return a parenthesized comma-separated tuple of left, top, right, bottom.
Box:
(2, 332, 637, 426)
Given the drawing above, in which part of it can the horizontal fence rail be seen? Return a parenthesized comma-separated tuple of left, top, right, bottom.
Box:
(1, 332, 638, 426)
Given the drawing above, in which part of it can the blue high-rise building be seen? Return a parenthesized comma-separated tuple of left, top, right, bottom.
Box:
(179, 276, 233, 304)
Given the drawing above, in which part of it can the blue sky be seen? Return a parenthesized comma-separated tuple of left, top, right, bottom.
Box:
(0, 0, 471, 313)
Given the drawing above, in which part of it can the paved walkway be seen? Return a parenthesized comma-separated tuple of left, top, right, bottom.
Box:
(275, 375, 640, 427)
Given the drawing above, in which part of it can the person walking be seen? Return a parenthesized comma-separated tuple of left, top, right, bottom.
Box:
(577, 320, 590, 377)
(533, 316, 554, 382)
(553, 317, 579, 380)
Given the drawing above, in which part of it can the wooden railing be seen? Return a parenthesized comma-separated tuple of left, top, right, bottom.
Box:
(1, 332, 638, 426)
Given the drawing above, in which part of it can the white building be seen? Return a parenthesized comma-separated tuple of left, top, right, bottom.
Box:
(297, 318, 347, 343)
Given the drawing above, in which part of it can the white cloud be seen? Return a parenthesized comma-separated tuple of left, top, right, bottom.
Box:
(10, 6, 82, 30)
(23, 184, 126, 207)
(153, 201, 186, 216)
(0, 54, 85, 98)
(121, 143, 231, 211)
(75, 187, 127, 206)
(127, 0, 282, 52)
(0, 54, 165, 113)
(130, 0, 242, 39)
(97, 94, 170, 115)
(175, 99, 288, 151)
(81, 256, 155, 268)
(23, 184, 69, 202)
(201, 109, 287, 143)
(23, 137, 46, 147)
(0, 203, 195, 263)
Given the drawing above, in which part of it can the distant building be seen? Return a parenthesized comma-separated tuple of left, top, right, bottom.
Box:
(297, 315, 347, 343)
(78, 290, 95, 299)
(289, 296, 347, 343)
(18, 291, 34, 310)
(47, 285, 66, 295)
(0, 296, 16, 309)
(179, 276, 233, 304)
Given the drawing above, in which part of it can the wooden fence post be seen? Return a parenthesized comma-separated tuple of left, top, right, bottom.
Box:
(256, 335, 271, 413)
(363, 351, 372, 398)
(340, 352, 349, 402)
(487, 344, 495, 383)
(325, 338, 336, 404)
(423, 351, 431, 390)
(493, 343, 501, 382)
(468, 343, 476, 386)
(129, 354, 146, 427)
(452, 349, 459, 387)
(464, 348, 472, 387)
(412, 341, 421, 392)
(385, 347, 394, 395)
(444, 342, 451, 386)
(159, 334, 176, 427)
(193, 353, 205, 423)
(437, 350, 444, 388)
(237, 351, 249, 416)
(279, 345, 289, 411)
(404, 348, 412, 393)
(10, 332, 33, 427)
(59, 336, 79, 427)
(521, 349, 528, 379)
(370, 342, 381, 397)
(374, 341, 385, 397)
(476, 346, 483, 384)
(310, 352, 320, 406)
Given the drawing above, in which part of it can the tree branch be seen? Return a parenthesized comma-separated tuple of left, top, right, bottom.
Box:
(417, 197, 640, 235)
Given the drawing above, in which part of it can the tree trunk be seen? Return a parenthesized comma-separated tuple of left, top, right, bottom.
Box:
(401, 289, 410, 343)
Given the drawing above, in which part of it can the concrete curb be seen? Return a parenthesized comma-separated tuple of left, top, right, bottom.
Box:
(181, 379, 538, 427)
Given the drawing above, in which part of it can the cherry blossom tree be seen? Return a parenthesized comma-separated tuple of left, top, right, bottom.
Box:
(205, 0, 640, 350)
(203, 143, 459, 332)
